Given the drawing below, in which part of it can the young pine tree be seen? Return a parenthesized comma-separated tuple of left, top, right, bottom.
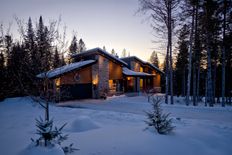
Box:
(145, 97, 174, 134)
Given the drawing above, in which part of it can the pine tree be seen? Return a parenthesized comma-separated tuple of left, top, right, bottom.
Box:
(60, 53, 66, 66)
(68, 35, 78, 63)
(36, 16, 53, 72)
(121, 48, 127, 58)
(175, 24, 189, 96)
(202, 0, 218, 106)
(0, 51, 5, 100)
(78, 38, 86, 53)
(145, 97, 174, 134)
(53, 47, 61, 68)
(111, 49, 115, 56)
(103, 46, 106, 51)
(149, 51, 159, 68)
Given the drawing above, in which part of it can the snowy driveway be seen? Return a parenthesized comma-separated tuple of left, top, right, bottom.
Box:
(58, 95, 232, 123)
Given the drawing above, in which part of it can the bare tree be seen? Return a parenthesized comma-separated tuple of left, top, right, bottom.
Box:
(138, 0, 180, 104)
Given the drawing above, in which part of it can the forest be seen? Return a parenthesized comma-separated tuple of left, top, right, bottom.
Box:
(0, 0, 232, 107)
(139, 0, 232, 106)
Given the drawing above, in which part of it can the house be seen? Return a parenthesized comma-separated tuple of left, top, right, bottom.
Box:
(37, 48, 163, 101)
(121, 56, 163, 93)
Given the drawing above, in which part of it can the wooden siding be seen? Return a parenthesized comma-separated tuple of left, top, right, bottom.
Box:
(59, 66, 92, 85)
(153, 74, 161, 87)
(109, 61, 122, 80)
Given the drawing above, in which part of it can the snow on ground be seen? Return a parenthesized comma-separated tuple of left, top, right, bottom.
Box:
(0, 95, 232, 155)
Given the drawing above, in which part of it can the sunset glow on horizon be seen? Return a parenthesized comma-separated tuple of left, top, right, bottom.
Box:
(0, 0, 165, 63)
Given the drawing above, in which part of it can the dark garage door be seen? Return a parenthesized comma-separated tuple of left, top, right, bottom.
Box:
(60, 83, 92, 100)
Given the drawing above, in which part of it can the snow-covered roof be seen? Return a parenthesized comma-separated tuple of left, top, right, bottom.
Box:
(37, 60, 96, 79)
(72, 48, 128, 66)
(123, 67, 153, 77)
(121, 56, 164, 74)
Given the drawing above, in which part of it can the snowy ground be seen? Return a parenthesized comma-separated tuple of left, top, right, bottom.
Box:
(0, 95, 232, 155)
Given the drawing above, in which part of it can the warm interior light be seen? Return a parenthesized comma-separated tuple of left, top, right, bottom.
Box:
(55, 78, 60, 87)
(92, 75, 98, 85)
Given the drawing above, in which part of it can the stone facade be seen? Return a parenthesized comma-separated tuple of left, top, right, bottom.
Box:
(92, 55, 109, 98)
(130, 61, 141, 92)
(98, 55, 109, 97)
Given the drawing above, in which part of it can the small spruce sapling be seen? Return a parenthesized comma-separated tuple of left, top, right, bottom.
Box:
(145, 97, 174, 134)
(31, 117, 78, 153)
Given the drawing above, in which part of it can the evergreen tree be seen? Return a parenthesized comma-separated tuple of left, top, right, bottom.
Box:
(68, 35, 78, 63)
(103, 46, 106, 51)
(149, 51, 159, 68)
(111, 48, 115, 56)
(36, 16, 52, 72)
(145, 97, 174, 134)
(0, 51, 5, 100)
(0, 51, 4, 70)
(175, 24, 189, 96)
(53, 47, 61, 68)
(60, 53, 66, 66)
(121, 48, 127, 57)
(78, 38, 86, 53)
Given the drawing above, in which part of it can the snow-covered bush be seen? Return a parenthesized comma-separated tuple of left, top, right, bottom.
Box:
(31, 117, 78, 154)
(145, 97, 175, 134)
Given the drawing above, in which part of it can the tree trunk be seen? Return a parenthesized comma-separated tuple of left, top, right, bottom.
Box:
(193, 1, 199, 106)
(168, 0, 174, 104)
(221, 0, 226, 107)
(165, 45, 169, 104)
(182, 68, 186, 96)
(196, 65, 200, 101)
(206, 35, 213, 107)
(186, 6, 195, 106)
(44, 78, 49, 121)
(205, 76, 207, 106)
(213, 62, 217, 104)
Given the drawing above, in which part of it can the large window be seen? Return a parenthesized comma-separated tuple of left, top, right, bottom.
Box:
(109, 79, 123, 93)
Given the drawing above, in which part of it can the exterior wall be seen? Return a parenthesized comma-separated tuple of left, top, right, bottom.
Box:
(109, 61, 122, 80)
(92, 55, 109, 98)
(130, 60, 141, 92)
(153, 73, 161, 92)
(98, 55, 109, 97)
(59, 66, 92, 85)
(130, 61, 141, 72)
(92, 60, 99, 98)
(108, 61, 123, 95)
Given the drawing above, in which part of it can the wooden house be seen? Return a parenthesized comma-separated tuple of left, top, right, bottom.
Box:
(37, 48, 163, 101)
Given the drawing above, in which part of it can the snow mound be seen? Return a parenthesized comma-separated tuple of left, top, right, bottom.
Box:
(68, 116, 100, 132)
(19, 144, 65, 155)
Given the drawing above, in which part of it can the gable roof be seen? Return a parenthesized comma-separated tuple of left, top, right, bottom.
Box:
(121, 56, 164, 74)
(72, 48, 128, 66)
(37, 60, 96, 79)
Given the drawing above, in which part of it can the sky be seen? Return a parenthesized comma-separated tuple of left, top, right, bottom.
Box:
(0, 0, 164, 62)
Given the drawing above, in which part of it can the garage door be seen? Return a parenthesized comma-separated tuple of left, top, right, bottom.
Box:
(60, 83, 92, 100)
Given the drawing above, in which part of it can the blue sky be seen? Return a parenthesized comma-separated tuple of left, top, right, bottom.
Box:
(0, 0, 163, 62)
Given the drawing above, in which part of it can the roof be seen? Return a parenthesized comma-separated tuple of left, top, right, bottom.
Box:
(37, 60, 96, 79)
(123, 67, 153, 77)
(72, 48, 128, 66)
(121, 56, 164, 74)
